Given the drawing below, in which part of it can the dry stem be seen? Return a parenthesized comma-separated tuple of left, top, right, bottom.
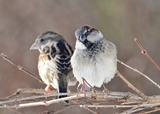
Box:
(134, 38, 160, 71)
(116, 70, 146, 98)
(117, 59, 160, 89)
(0, 53, 42, 83)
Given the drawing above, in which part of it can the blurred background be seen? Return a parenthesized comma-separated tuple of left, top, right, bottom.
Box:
(0, 0, 160, 113)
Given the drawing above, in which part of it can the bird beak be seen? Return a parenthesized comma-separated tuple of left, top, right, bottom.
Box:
(30, 42, 39, 50)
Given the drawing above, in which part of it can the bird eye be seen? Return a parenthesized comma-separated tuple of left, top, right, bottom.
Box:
(79, 34, 85, 41)
(40, 39, 44, 42)
(79, 34, 83, 39)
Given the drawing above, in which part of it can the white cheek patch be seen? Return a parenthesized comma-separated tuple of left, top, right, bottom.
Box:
(87, 31, 103, 43)
(75, 40, 87, 50)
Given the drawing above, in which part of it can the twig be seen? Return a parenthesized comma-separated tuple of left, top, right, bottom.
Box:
(80, 103, 160, 109)
(0, 89, 160, 111)
(141, 107, 160, 114)
(0, 53, 42, 83)
(116, 70, 146, 98)
(0, 94, 85, 108)
(2, 88, 47, 99)
(121, 107, 145, 114)
(2, 88, 58, 100)
(117, 59, 160, 89)
(0, 89, 144, 106)
(83, 106, 100, 114)
(71, 92, 101, 114)
(134, 38, 160, 71)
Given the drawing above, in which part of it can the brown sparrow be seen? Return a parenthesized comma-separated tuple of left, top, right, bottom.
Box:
(30, 31, 77, 102)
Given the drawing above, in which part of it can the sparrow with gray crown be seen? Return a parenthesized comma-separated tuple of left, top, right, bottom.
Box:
(71, 25, 117, 92)
(30, 31, 77, 102)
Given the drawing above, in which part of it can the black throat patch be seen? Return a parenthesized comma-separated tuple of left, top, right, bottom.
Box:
(83, 39, 105, 59)
(83, 39, 94, 49)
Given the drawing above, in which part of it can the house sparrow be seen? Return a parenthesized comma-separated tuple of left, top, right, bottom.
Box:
(71, 25, 117, 91)
(30, 31, 77, 102)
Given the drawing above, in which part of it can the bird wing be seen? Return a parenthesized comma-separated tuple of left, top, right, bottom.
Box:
(55, 54, 72, 75)
(45, 41, 73, 76)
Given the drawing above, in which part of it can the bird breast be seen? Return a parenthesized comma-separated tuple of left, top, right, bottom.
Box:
(71, 39, 117, 88)
(38, 54, 59, 89)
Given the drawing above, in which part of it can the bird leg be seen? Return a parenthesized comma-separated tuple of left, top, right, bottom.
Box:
(102, 84, 109, 99)
(82, 77, 86, 98)
(45, 84, 51, 94)
(82, 77, 97, 98)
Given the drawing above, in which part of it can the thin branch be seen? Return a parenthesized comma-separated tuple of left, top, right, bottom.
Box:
(0, 89, 144, 106)
(117, 59, 160, 89)
(121, 107, 145, 114)
(116, 70, 146, 98)
(2, 88, 57, 100)
(0, 88, 160, 111)
(141, 107, 160, 114)
(0, 95, 81, 108)
(0, 53, 42, 83)
(83, 107, 100, 114)
(134, 38, 160, 71)
(80, 103, 160, 109)
(71, 93, 101, 114)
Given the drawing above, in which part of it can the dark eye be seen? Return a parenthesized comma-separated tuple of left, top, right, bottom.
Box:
(79, 34, 84, 41)
(40, 39, 44, 42)
(79, 34, 83, 39)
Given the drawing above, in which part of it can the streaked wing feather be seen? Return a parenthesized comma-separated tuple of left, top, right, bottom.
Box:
(56, 54, 72, 75)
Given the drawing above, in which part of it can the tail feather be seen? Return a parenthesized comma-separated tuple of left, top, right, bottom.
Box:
(58, 78, 69, 103)
(59, 86, 67, 98)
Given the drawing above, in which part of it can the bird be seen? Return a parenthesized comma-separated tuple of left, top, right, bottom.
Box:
(71, 25, 117, 92)
(30, 31, 77, 102)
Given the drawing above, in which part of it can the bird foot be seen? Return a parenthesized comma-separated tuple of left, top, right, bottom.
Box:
(45, 85, 51, 94)
(102, 84, 109, 99)
(91, 88, 97, 99)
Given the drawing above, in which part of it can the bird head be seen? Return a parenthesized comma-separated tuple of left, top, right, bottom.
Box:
(30, 31, 62, 54)
(75, 25, 103, 49)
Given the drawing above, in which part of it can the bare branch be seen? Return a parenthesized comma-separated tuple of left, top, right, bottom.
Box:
(134, 38, 160, 71)
(0, 53, 43, 83)
(121, 107, 145, 114)
(83, 107, 100, 114)
(117, 59, 160, 89)
(142, 107, 160, 114)
(80, 103, 160, 110)
(116, 70, 146, 98)
(0, 88, 160, 112)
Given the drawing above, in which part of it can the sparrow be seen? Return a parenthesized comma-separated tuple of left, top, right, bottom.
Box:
(71, 25, 117, 91)
(30, 31, 77, 102)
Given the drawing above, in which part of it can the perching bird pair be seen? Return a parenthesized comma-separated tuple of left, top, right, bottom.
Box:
(30, 25, 117, 102)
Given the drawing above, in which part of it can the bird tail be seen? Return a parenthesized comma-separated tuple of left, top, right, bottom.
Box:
(59, 86, 67, 98)
(58, 78, 69, 103)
